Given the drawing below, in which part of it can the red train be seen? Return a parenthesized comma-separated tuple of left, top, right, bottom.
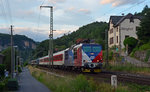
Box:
(31, 43, 103, 72)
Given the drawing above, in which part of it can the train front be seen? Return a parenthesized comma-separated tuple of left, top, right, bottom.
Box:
(82, 44, 103, 72)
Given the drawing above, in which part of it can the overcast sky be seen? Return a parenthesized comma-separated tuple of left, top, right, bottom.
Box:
(0, 0, 149, 42)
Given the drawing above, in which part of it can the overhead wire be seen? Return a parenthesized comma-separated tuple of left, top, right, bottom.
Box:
(0, 0, 9, 27)
(5, 0, 13, 24)
(118, 0, 147, 14)
(37, 0, 46, 32)
(98, 0, 148, 22)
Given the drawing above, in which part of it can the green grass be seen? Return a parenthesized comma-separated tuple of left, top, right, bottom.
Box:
(106, 63, 150, 74)
(29, 66, 150, 92)
(144, 50, 150, 62)
(139, 42, 150, 50)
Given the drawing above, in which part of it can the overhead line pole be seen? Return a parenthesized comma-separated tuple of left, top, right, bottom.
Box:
(11, 25, 14, 78)
(40, 6, 53, 68)
(105, 29, 109, 67)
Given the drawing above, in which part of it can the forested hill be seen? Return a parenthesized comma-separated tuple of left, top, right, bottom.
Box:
(0, 33, 37, 60)
(32, 21, 108, 59)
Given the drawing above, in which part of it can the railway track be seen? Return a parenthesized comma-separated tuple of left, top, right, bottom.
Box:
(34, 66, 150, 86)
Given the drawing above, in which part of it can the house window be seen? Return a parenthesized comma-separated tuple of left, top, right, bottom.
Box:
(125, 35, 129, 39)
(110, 37, 114, 45)
(110, 28, 113, 34)
(130, 16, 134, 23)
(117, 27, 118, 32)
(117, 36, 118, 43)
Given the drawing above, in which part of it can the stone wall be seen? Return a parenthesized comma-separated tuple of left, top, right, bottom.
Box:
(134, 50, 150, 63)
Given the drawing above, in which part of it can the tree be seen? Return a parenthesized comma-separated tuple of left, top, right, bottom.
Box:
(137, 6, 150, 44)
(1, 47, 11, 72)
(123, 37, 138, 54)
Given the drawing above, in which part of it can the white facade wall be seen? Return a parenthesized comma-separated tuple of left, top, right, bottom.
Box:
(120, 19, 140, 48)
(108, 18, 141, 49)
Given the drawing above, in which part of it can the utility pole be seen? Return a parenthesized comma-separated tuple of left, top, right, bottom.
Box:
(105, 29, 109, 67)
(11, 25, 14, 78)
(40, 6, 53, 68)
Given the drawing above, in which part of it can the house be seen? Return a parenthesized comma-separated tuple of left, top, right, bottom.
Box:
(0, 53, 4, 64)
(108, 13, 142, 49)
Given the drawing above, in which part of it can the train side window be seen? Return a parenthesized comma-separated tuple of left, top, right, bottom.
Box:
(74, 48, 77, 59)
(65, 51, 68, 60)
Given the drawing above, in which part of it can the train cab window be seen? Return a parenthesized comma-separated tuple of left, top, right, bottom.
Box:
(65, 51, 68, 60)
(83, 46, 91, 52)
(74, 48, 77, 59)
(92, 46, 101, 52)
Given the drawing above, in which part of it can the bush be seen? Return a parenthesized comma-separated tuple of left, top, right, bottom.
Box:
(7, 78, 19, 91)
(139, 42, 150, 50)
(123, 37, 138, 54)
(18, 65, 22, 73)
(109, 51, 113, 60)
(145, 50, 150, 62)
(72, 74, 92, 92)
(0, 64, 6, 76)
(23, 61, 28, 67)
(0, 82, 5, 91)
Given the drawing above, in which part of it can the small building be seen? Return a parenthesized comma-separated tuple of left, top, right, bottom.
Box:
(0, 53, 4, 64)
(108, 13, 142, 49)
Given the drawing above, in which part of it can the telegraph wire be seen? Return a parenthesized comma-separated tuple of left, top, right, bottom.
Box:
(5, 0, 13, 24)
(118, 0, 147, 14)
(98, 0, 148, 21)
(37, 0, 46, 32)
(0, 0, 9, 26)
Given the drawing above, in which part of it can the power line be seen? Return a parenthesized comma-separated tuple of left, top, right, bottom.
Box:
(37, 0, 47, 32)
(118, 0, 147, 14)
(0, 0, 9, 26)
(98, 0, 148, 21)
(5, 0, 13, 24)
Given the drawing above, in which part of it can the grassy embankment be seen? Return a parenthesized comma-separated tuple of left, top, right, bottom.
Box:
(28, 66, 150, 92)
(131, 42, 150, 63)
(105, 62, 150, 75)
(103, 42, 150, 74)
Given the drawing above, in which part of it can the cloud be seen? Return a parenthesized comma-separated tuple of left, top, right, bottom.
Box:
(78, 9, 91, 14)
(100, 0, 115, 4)
(100, 0, 141, 7)
(67, 7, 75, 12)
(48, 0, 66, 4)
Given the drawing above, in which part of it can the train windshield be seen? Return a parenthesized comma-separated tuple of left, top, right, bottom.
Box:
(92, 46, 101, 52)
(83, 46, 91, 52)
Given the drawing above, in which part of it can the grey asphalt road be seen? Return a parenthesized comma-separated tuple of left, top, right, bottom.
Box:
(16, 68, 51, 92)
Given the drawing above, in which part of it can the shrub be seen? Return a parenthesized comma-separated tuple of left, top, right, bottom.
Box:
(144, 50, 150, 62)
(23, 61, 28, 67)
(124, 37, 138, 54)
(0, 64, 6, 76)
(109, 51, 113, 60)
(7, 78, 19, 91)
(139, 42, 150, 50)
(72, 74, 92, 92)
(18, 65, 22, 73)
(0, 82, 5, 91)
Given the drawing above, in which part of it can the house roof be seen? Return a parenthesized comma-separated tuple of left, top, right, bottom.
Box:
(110, 16, 123, 25)
(110, 13, 142, 27)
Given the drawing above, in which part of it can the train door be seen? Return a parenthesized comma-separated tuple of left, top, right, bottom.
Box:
(74, 47, 82, 66)
(64, 50, 74, 66)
